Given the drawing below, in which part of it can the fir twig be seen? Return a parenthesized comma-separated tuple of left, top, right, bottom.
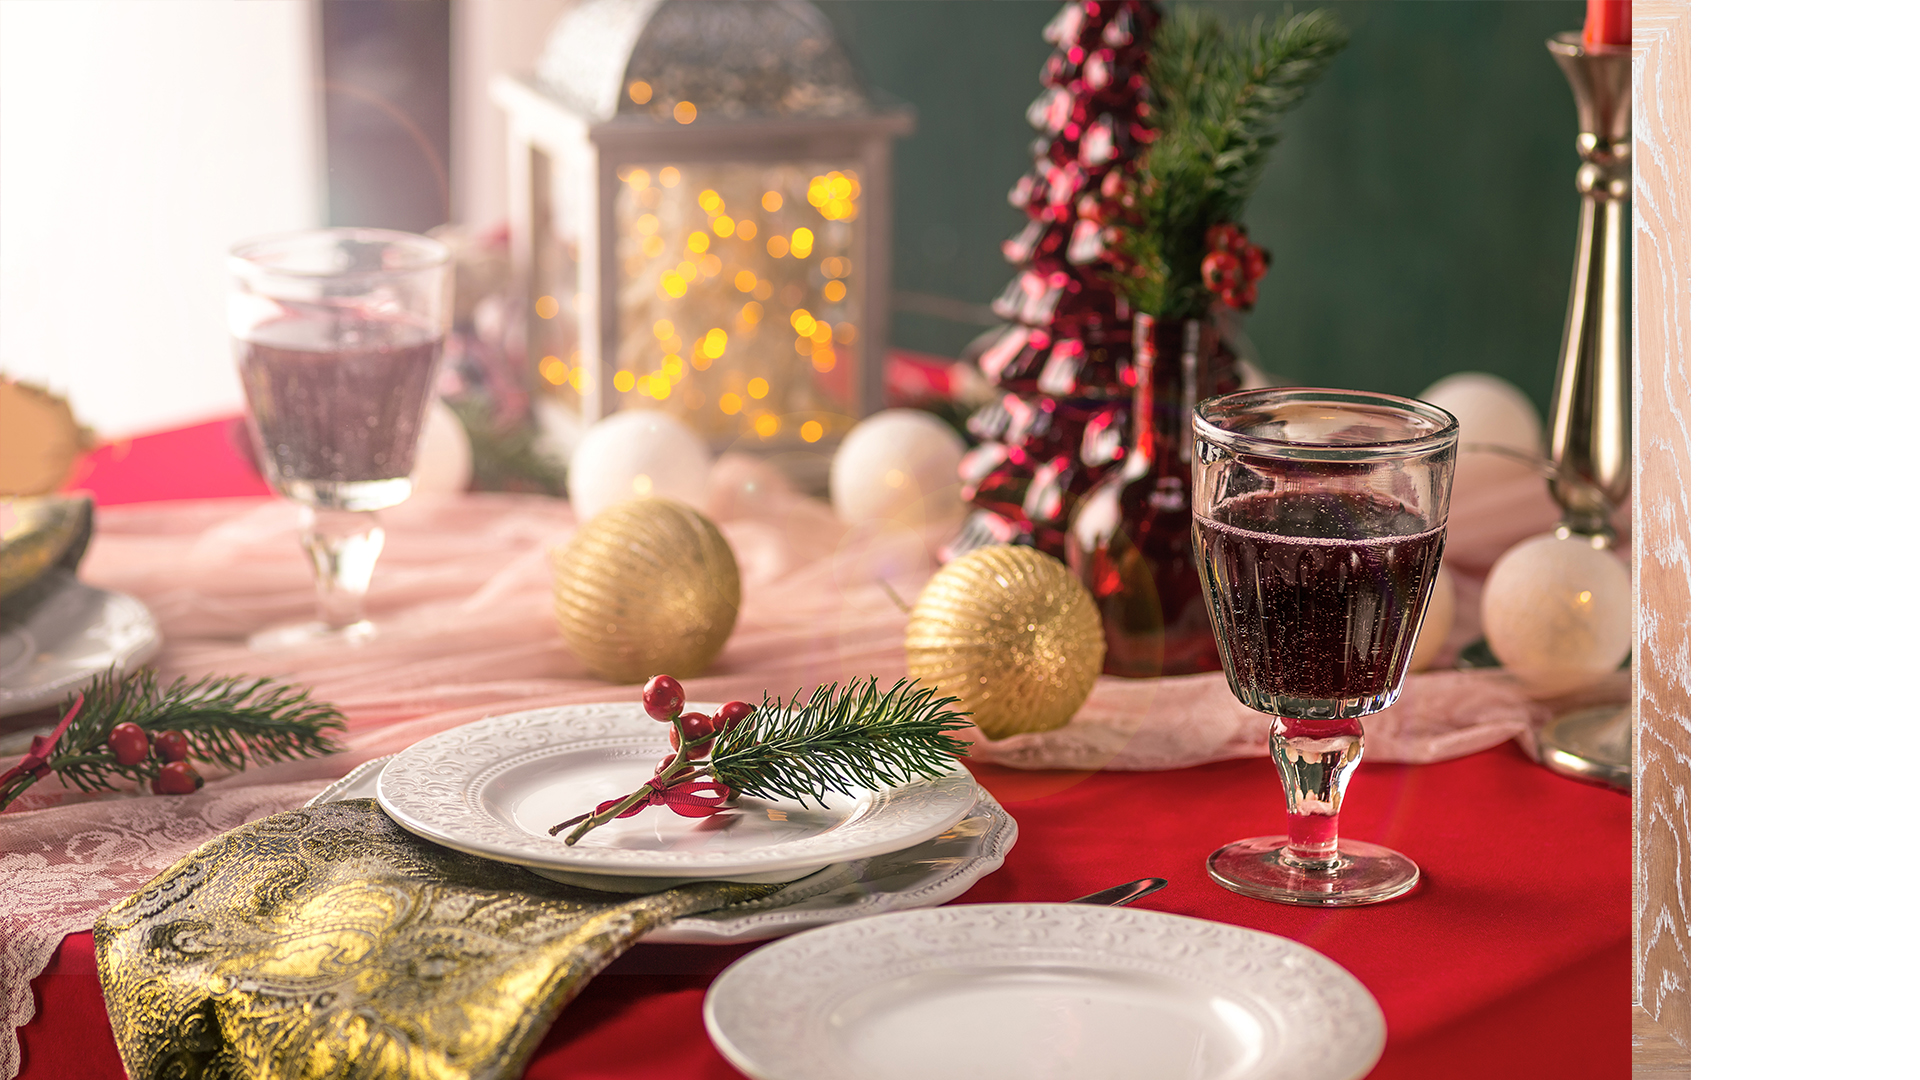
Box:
(1112, 6, 1348, 320)
(556, 678, 972, 845)
(0, 668, 345, 810)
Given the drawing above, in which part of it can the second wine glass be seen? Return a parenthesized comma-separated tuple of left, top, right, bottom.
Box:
(1192, 388, 1457, 906)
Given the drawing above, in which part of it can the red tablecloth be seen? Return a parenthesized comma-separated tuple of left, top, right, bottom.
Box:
(21, 419, 1631, 1079)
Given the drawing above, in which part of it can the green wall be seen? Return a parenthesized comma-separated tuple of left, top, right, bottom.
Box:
(816, 0, 1590, 412)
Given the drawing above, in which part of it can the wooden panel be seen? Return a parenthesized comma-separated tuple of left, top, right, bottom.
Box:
(1631, 1, 1691, 1074)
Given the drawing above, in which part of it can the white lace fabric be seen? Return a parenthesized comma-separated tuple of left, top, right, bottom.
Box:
(0, 454, 1581, 1076)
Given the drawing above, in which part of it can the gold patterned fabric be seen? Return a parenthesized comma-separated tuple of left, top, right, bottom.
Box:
(94, 799, 779, 1080)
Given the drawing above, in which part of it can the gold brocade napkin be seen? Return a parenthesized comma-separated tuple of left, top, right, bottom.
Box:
(94, 799, 780, 1080)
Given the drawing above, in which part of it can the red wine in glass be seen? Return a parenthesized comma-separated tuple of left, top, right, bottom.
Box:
(1193, 388, 1457, 907)
(238, 309, 443, 511)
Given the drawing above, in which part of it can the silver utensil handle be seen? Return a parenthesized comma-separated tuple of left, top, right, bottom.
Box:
(1069, 877, 1168, 907)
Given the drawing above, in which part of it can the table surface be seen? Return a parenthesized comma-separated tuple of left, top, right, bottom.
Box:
(16, 419, 1632, 1079)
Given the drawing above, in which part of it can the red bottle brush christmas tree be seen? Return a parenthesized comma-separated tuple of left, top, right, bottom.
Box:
(1070, 6, 1346, 676)
(949, 0, 1164, 562)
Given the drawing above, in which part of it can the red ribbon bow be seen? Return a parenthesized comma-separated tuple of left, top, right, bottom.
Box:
(0, 693, 85, 789)
(596, 777, 734, 820)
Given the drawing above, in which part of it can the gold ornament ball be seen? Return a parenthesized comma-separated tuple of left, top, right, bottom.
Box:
(553, 496, 741, 683)
(906, 545, 1104, 740)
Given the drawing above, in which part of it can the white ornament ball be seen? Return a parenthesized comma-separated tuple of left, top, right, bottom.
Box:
(1408, 565, 1457, 672)
(1481, 533, 1633, 695)
(412, 398, 473, 496)
(830, 409, 966, 531)
(568, 410, 712, 521)
(1420, 372, 1543, 457)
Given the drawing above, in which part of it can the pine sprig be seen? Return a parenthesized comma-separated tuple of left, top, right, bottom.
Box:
(1112, 7, 1348, 321)
(555, 678, 971, 845)
(0, 668, 345, 809)
(709, 679, 971, 806)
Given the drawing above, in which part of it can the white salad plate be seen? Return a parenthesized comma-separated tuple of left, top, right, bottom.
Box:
(375, 702, 981, 887)
(705, 904, 1386, 1080)
(0, 572, 161, 717)
(312, 754, 1016, 944)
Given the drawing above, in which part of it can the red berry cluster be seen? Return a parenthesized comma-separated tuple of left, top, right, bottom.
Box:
(106, 722, 203, 794)
(641, 675, 751, 781)
(1199, 223, 1270, 310)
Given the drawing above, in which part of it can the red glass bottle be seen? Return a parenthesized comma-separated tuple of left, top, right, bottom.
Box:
(1066, 314, 1230, 677)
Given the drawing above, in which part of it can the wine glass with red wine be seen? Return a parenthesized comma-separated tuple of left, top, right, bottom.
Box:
(228, 229, 451, 648)
(1192, 388, 1457, 906)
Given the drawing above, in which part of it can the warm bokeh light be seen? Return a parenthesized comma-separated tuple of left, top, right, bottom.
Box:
(702, 328, 728, 357)
(790, 309, 817, 335)
(698, 253, 722, 277)
(628, 80, 653, 105)
(535, 295, 559, 319)
(734, 270, 757, 292)
(790, 227, 815, 259)
(623, 168, 651, 189)
(835, 322, 858, 344)
(687, 232, 710, 254)
(568, 367, 585, 392)
(740, 301, 763, 325)
(636, 214, 660, 235)
(659, 167, 681, 187)
(713, 215, 735, 238)
(661, 273, 687, 298)
(753, 414, 779, 438)
(698, 189, 724, 214)
(676, 260, 698, 281)
(648, 374, 671, 399)
(540, 355, 568, 384)
(737, 219, 758, 241)
(653, 318, 674, 340)
(766, 235, 789, 258)
(810, 323, 833, 345)
(800, 420, 824, 443)
(762, 191, 783, 212)
(719, 392, 743, 415)
(674, 101, 697, 124)
(614, 370, 636, 393)
(747, 377, 769, 399)
(823, 280, 847, 303)
(641, 236, 665, 258)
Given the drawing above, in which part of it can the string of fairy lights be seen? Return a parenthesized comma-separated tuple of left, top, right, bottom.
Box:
(529, 101, 867, 447)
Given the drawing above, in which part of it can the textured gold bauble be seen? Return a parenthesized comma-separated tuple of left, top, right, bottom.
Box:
(906, 545, 1104, 739)
(553, 496, 741, 683)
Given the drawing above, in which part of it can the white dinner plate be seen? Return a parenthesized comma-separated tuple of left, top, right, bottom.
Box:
(311, 754, 1018, 943)
(705, 904, 1386, 1080)
(376, 702, 980, 884)
(0, 571, 161, 717)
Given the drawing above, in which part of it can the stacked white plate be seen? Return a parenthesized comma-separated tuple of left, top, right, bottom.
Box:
(325, 701, 1015, 943)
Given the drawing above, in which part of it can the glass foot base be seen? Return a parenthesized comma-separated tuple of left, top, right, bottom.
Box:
(247, 620, 376, 652)
(1207, 836, 1420, 907)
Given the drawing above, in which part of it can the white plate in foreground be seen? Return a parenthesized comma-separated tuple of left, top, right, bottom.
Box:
(376, 702, 978, 883)
(705, 904, 1385, 1080)
(312, 754, 1018, 944)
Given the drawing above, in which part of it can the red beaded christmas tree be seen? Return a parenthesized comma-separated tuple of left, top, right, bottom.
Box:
(948, 0, 1164, 562)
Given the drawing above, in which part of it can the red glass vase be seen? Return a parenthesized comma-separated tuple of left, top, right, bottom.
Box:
(1066, 313, 1230, 677)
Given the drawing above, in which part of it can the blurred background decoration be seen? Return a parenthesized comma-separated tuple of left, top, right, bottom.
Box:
(0, 0, 1585, 466)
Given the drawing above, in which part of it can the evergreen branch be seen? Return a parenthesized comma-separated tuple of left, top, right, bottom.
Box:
(709, 679, 972, 806)
(555, 678, 972, 844)
(1112, 6, 1348, 321)
(0, 668, 345, 809)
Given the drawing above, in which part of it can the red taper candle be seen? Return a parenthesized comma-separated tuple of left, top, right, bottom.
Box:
(1583, 0, 1631, 47)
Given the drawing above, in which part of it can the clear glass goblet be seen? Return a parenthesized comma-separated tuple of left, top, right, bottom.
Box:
(228, 229, 451, 648)
(1192, 388, 1458, 906)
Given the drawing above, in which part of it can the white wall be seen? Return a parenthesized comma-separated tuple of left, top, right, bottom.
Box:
(452, 0, 572, 229)
(0, 0, 320, 438)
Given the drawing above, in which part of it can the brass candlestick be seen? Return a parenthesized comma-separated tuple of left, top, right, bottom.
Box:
(1534, 32, 1633, 790)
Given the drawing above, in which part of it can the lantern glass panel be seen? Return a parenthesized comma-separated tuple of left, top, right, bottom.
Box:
(529, 147, 585, 395)
(613, 160, 862, 448)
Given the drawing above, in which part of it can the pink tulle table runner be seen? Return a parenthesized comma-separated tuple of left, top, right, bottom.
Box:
(0, 449, 1585, 1075)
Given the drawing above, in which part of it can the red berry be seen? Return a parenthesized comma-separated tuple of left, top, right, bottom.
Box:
(107, 723, 150, 766)
(641, 675, 685, 721)
(153, 730, 191, 763)
(152, 761, 202, 795)
(671, 712, 716, 759)
(714, 700, 755, 734)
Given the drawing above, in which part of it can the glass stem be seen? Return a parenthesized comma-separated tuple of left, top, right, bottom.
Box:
(1270, 716, 1365, 870)
(300, 507, 384, 631)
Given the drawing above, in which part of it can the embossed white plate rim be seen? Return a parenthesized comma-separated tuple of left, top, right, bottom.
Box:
(310, 755, 1018, 944)
(0, 573, 162, 717)
(704, 904, 1387, 1080)
(375, 702, 979, 877)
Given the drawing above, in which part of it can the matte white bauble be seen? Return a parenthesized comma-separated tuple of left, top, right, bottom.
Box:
(412, 398, 472, 495)
(1408, 565, 1457, 672)
(1420, 372, 1543, 456)
(830, 409, 966, 531)
(567, 410, 713, 521)
(1481, 533, 1632, 695)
